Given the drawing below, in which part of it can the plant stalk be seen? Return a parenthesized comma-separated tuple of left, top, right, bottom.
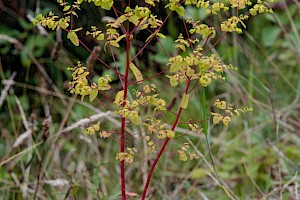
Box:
(120, 33, 131, 200)
(142, 80, 191, 199)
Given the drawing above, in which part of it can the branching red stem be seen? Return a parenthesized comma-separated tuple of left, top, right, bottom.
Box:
(142, 80, 192, 199)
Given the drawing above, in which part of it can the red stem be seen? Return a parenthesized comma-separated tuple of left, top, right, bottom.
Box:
(120, 117, 126, 200)
(141, 137, 170, 200)
(119, 31, 131, 200)
(120, 116, 126, 200)
(142, 80, 192, 199)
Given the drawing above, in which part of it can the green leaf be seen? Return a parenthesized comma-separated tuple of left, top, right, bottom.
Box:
(72, 27, 83, 32)
(113, 15, 127, 27)
(67, 31, 79, 46)
(175, 44, 186, 51)
(145, 0, 157, 6)
(96, 33, 104, 41)
(129, 111, 140, 125)
(114, 90, 124, 104)
(89, 89, 98, 102)
(108, 40, 120, 48)
(165, 75, 178, 86)
(166, 130, 175, 138)
(129, 62, 143, 82)
(125, 6, 131, 13)
(156, 32, 166, 39)
(128, 15, 139, 25)
(146, 33, 155, 42)
(63, 5, 71, 11)
(222, 116, 231, 126)
(94, 0, 113, 10)
(115, 34, 126, 43)
(175, 6, 185, 17)
(180, 93, 189, 109)
(211, 113, 222, 124)
(146, 32, 166, 42)
(170, 78, 178, 86)
(170, 62, 181, 73)
(59, 18, 69, 29)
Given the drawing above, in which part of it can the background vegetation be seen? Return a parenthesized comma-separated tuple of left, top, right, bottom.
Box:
(0, 0, 299, 199)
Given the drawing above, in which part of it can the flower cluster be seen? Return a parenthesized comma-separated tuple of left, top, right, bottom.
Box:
(166, 49, 236, 89)
(116, 148, 137, 163)
(68, 62, 111, 101)
(33, 12, 69, 30)
(114, 84, 166, 125)
(84, 121, 112, 138)
(178, 143, 199, 161)
(211, 99, 253, 126)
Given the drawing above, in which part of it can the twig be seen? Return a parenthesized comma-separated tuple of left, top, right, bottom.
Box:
(13, 130, 32, 148)
(0, 34, 19, 44)
(12, 95, 34, 148)
(21, 140, 33, 199)
(14, 95, 30, 130)
(280, 172, 299, 198)
(43, 179, 69, 187)
(60, 111, 114, 134)
(0, 72, 17, 108)
(51, 29, 62, 61)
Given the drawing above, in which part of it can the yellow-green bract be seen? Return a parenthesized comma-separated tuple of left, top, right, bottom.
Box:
(67, 31, 79, 46)
(129, 62, 143, 83)
(180, 93, 189, 109)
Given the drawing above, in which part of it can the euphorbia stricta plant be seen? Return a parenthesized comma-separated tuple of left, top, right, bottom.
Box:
(34, 0, 274, 199)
